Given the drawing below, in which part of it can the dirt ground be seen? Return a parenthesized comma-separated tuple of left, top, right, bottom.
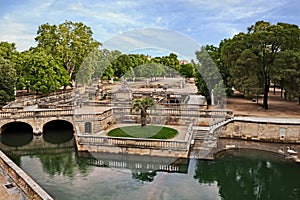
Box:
(223, 90, 300, 118)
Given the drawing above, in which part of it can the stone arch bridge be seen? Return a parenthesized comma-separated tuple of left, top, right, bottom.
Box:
(0, 109, 113, 135)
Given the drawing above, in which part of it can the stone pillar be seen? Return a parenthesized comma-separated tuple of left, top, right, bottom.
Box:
(33, 126, 43, 135)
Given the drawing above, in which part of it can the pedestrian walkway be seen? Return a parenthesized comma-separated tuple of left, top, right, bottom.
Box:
(0, 167, 28, 200)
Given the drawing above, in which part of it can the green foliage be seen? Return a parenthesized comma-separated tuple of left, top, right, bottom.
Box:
(221, 21, 300, 109)
(274, 50, 300, 100)
(131, 97, 155, 127)
(152, 53, 181, 76)
(35, 20, 101, 81)
(0, 57, 16, 104)
(205, 44, 233, 96)
(111, 54, 133, 78)
(92, 49, 121, 80)
(194, 46, 225, 104)
(134, 62, 165, 81)
(19, 48, 70, 94)
(179, 63, 195, 78)
(0, 42, 18, 60)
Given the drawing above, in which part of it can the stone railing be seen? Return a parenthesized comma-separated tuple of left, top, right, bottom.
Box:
(0, 109, 74, 119)
(113, 107, 233, 118)
(0, 151, 53, 200)
(77, 135, 189, 150)
(74, 109, 113, 121)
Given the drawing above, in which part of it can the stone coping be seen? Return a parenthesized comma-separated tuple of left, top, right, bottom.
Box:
(234, 117, 300, 125)
(0, 151, 53, 200)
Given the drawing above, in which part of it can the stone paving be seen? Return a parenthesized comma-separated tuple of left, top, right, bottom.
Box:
(0, 167, 28, 200)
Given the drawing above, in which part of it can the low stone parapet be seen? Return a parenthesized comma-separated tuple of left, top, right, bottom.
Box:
(0, 151, 53, 200)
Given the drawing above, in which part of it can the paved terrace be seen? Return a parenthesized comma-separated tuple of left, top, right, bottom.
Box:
(0, 168, 28, 200)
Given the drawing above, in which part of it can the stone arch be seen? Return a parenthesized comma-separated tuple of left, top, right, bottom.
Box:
(0, 121, 34, 147)
(43, 119, 74, 133)
(43, 119, 74, 144)
(0, 121, 33, 134)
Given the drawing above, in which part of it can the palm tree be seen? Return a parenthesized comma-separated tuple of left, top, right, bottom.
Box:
(131, 97, 155, 127)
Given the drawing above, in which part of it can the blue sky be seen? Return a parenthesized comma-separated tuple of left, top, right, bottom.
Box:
(0, 0, 299, 57)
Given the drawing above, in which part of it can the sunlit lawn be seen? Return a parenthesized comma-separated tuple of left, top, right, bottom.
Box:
(107, 125, 178, 139)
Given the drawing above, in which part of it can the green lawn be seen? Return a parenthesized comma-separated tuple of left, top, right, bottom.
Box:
(107, 125, 178, 139)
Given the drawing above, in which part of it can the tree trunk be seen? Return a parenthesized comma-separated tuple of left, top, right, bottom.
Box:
(273, 84, 276, 94)
(263, 80, 270, 109)
(141, 110, 147, 127)
(280, 87, 283, 98)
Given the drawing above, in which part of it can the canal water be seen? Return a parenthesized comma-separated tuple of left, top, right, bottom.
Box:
(1, 129, 300, 200)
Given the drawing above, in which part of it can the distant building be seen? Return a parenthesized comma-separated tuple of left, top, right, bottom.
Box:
(145, 55, 152, 60)
(179, 60, 189, 65)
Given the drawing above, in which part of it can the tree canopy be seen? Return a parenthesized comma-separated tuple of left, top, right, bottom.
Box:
(35, 20, 101, 82)
(131, 97, 155, 127)
(221, 21, 300, 109)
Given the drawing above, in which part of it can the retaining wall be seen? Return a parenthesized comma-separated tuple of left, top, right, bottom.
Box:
(220, 118, 300, 143)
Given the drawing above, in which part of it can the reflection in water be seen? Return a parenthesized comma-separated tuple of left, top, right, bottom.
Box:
(132, 171, 157, 182)
(194, 149, 300, 200)
(1, 129, 300, 199)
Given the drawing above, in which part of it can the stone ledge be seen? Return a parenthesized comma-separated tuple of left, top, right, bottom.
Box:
(0, 151, 53, 200)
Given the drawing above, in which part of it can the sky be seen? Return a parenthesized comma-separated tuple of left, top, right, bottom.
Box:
(0, 0, 299, 58)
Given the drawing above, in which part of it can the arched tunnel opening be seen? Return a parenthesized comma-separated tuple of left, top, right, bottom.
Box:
(0, 122, 33, 147)
(43, 120, 74, 144)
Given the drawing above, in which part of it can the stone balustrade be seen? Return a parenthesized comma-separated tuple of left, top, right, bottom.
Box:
(77, 135, 189, 150)
(0, 109, 74, 119)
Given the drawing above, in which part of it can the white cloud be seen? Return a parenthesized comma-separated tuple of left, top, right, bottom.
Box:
(0, 15, 36, 51)
(0, 0, 296, 52)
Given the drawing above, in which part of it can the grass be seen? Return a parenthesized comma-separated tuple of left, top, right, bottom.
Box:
(107, 125, 178, 139)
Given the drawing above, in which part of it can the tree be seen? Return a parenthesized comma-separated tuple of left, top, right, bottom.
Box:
(205, 44, 233, 96)
(153, 53, 181, 76)
(0, 57, 16, 104)
(136, 63, 164, 81)
(92, 49, 121, 80)
(35, 20, 101, 82)
(111, 54, 133, 78)
(131, 97, 155, 127)
(0, 42, 18, 60)
(20, 48, 70, 94)
(179, 63, 194, 78)
(221, 21, 300, 109)
(195, 47, 225, 105)
(275, 50, 300, 103)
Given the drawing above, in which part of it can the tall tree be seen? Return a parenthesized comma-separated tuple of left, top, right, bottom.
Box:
(20, 48, 70, 94)
(35, 21, 100, 82)
(92, 49, 121, 80)
(275, 50, 300, 103)
(205, 44, 233, 96)
(111, 54, 133, 78)
(179, 63, 195, 78)
(0, 42, 18, 60)
(221, 21, 300, 109)
(195, 47, 225, 105)
(131, 97, 155, 127)
(0, 57, 16, 104)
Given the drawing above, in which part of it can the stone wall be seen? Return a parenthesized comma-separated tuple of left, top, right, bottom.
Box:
(221, 120, 300, 143)
(0, 151, 53, 200)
